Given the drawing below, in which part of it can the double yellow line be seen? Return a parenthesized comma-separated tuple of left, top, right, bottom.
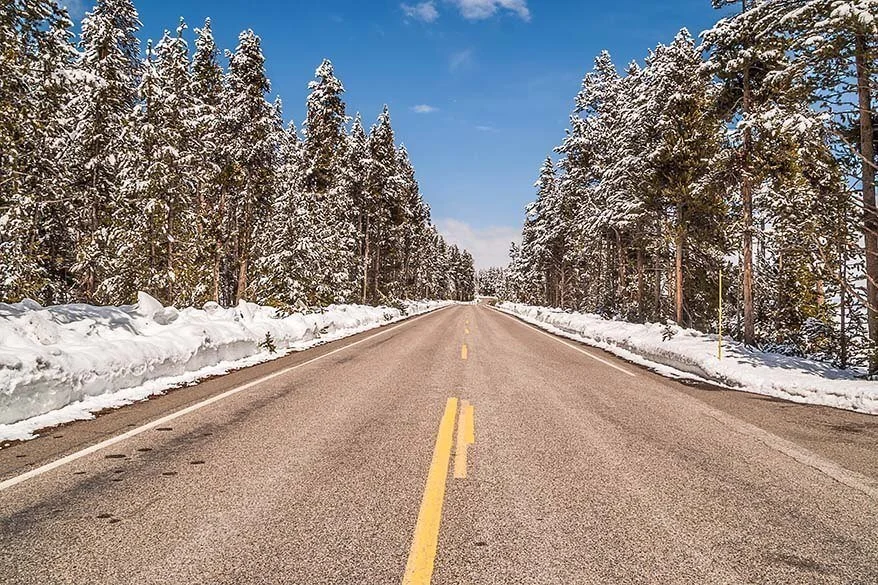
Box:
(402, 398, 475, 585)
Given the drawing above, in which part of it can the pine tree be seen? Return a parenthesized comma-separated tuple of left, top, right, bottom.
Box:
(642, 29, 724, 325)
(396, 145, 431, 298)
(364, 106, 400, 302)
(344, 114, 372, 302)
(222, 29, 278, 303)
(252, 120, 305, 307)
(704, 0, 813, 344)
(302, 59, 347, 194)
(0, 0, 76, 303)
(190, 17, 226, 304)
(118, 22, 197, 305)
(65, 0, 142, 303)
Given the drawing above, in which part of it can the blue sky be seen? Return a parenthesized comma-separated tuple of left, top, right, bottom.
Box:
(67, 0, 730, 268)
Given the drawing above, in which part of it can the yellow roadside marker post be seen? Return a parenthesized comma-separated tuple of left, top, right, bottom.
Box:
(718, 269, 723, 360)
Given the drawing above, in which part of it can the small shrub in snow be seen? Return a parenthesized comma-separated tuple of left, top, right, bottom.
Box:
(259, 332, 277, 354)
(386, 298, 409, 317)
(662, 322, 678, 342)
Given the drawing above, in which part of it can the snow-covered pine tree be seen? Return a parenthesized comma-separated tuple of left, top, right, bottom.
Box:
(252, 119, 306, 307)
(302, 59, 347, 194)
(555, 52, 621, 312)
(457, 250, 476, 301)
(119, 22, 197, 305)
(530, 156, 575, 307)
(514, 194, 548, 305)
(190, 17, 226, 304)
(290, 60, 359, 306)
(222, 29, 279, 303)
(0, 0, 77, 304)
(112, 38, 159, 302)
(596, 61, 657, 319)
(344, 114, 372, 302)
(703, 0, 812, 345)
(396, 145, 431, 298)
(641, 29, 724, 326)
(64, 0, 142, 304)
(364, 106, 400, 302)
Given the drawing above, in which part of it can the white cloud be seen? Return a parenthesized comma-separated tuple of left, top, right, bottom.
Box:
(436, 218, 520, 269)
(449, 49, 473, 71)
(412, 104, 439, 114)
(448, 0, 531, 21)
(475, 125, 498, 132)
(401, 1, 440, 22)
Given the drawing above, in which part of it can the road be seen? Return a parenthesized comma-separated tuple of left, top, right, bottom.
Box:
(1, 304, 877, 584)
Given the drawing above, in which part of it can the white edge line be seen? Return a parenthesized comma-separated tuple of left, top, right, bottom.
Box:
(0, 305, 454, 492)
(489, 306, 636, 377)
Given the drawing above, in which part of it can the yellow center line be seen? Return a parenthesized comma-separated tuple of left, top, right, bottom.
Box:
(402, 398, 458, 585)
(453, 401, 475, 479)
(464, 327, 470, 335)
(461, 344, 468, 360)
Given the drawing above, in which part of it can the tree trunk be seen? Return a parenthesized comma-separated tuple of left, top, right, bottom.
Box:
(636, 245, 645, 318)
(741, 61, 756, 345)
(237, 253, 248, 303)
(213, 191, 227, 305)
(167, 203, 174, 305)
(675, 202, 684, 325)
(373, 231, 381, 303)
(856, 33, 878, 373)
(362, 216, 370, 304)
(213, 239, 221, 304)
(838, 191, 849, 369)
(654, 248, 661, 318)
(236, 207, 250, 303)
(615, 229, 627, 303)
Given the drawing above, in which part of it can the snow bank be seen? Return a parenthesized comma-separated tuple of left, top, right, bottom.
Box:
(0, 294, 450, 441)
(498, 302, 878, 415)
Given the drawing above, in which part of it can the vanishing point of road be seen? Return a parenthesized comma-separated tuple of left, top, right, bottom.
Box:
(1, 304, 877, 584)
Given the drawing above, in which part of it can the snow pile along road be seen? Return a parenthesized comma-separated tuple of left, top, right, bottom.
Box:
(0, 294, 450, 441)
(498, 303, 878, 415)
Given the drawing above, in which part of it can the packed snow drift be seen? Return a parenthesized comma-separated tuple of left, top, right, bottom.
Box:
(0, 294, 450, 441)
(498, 303, 878, 415)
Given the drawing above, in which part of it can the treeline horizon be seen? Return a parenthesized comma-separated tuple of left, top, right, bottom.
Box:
(1, 0, 476, 310)
(490, 1, 877, 370)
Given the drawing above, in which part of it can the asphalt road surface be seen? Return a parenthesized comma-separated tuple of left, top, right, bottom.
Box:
(1, 304, 877, 584)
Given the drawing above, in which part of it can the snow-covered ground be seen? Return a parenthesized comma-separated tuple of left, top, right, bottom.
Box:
(0, 293, 450, 442)
(498, 302, 878, 415)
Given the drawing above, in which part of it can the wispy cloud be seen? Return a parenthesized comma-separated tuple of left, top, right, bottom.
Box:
(62, 0, 86, 20)
(401, 1, 440, 23)
(449, 49, 473, 72)
(475, 125, 498, 132)
(412, 104, 439, 114)
(436, 218, 520, 269)
(448, 0, 531, 21)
